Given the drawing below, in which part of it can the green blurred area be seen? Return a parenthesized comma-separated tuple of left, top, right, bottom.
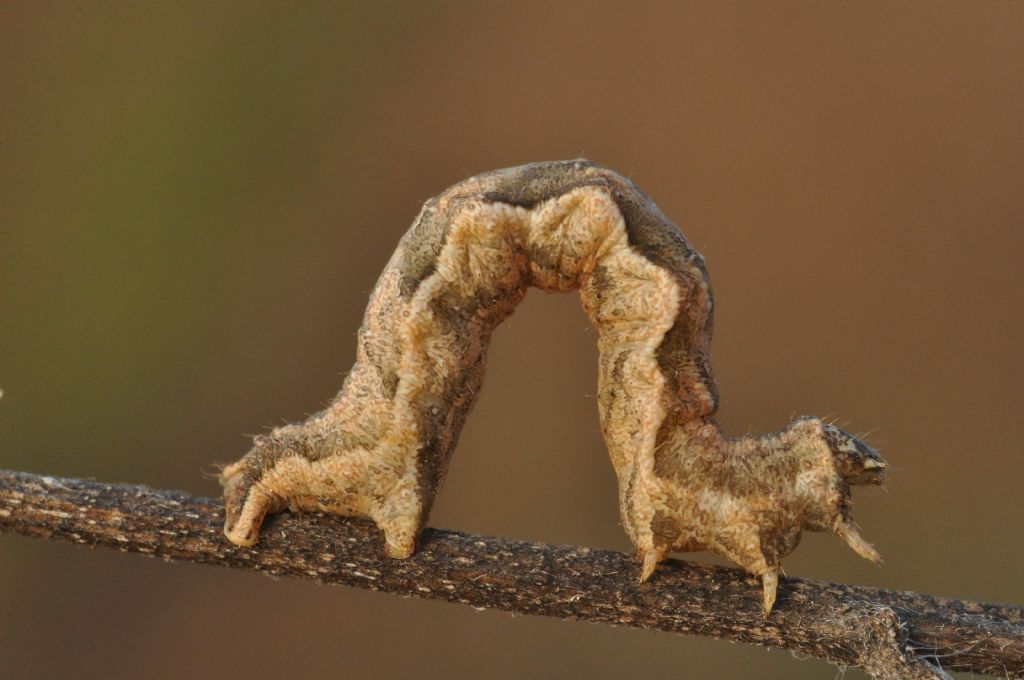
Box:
(2, 3, 1022, 678)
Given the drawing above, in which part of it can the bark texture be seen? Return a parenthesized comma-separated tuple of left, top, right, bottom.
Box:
(1, 470, 1020, 679)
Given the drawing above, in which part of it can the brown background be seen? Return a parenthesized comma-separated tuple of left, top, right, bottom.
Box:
(2, 3, 1022, 678)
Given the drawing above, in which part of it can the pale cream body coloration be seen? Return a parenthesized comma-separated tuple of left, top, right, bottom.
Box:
(220, 161, 886, 615)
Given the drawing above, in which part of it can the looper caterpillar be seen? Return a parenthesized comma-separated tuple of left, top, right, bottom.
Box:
(219, 160, 887, 615)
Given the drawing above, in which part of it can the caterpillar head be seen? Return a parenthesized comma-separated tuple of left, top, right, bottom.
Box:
(787, 418, 886, 565)
(821, 423, 887, 486)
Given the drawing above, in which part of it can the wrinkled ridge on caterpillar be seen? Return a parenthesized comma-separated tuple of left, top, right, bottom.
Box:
(219, 160, 887, 615)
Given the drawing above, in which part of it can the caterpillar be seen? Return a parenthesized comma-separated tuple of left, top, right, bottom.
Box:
(219, 160, 887, 615)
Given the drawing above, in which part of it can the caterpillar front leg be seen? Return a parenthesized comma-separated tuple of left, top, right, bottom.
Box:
(639, 545, 667, 582)
(761, 568, 779, 617)
(836, 518, 883, 564)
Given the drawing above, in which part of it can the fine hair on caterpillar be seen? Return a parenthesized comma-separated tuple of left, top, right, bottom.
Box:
(218, 160, 887, 616)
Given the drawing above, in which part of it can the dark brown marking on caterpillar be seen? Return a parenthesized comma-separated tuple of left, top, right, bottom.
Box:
(218, 160, 887, 615)
(398, 198, 450, 299)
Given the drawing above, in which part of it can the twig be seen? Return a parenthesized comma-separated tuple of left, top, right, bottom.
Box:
(1, 470, 1020, 679)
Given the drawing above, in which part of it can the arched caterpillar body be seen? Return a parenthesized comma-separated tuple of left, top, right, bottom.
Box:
(219, 160, 887, 615)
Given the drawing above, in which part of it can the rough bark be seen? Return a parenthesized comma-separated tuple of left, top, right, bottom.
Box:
(1, 470, 1020, 679)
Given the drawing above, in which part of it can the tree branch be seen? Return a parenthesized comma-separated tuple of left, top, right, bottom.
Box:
(1, 470, 1020, 679)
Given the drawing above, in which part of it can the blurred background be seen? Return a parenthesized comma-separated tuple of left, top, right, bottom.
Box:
(2, 2, 1022, 678)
